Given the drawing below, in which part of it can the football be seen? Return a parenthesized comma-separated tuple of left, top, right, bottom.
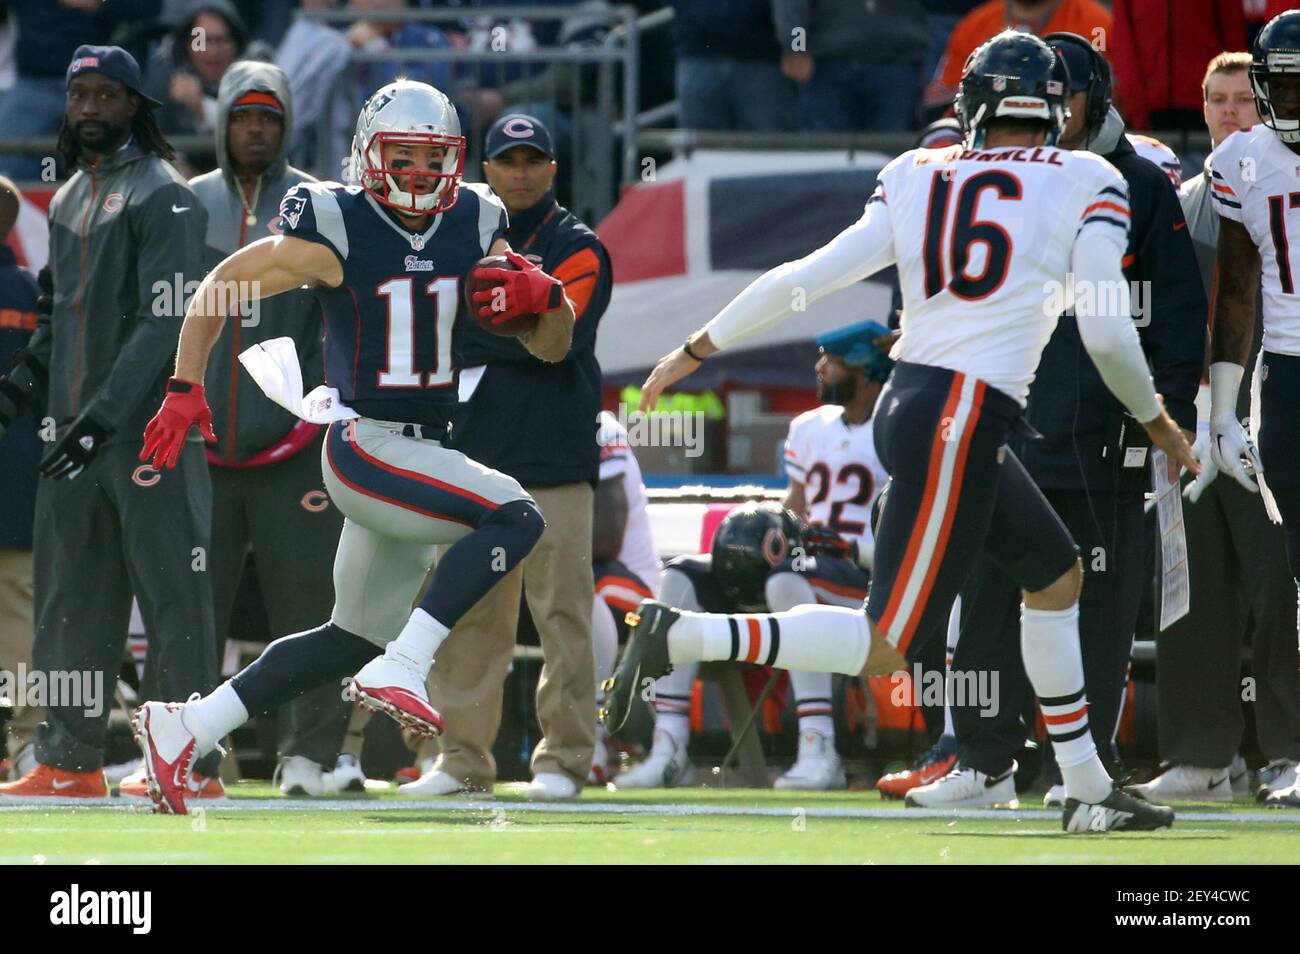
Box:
(467, 254, 542, 337)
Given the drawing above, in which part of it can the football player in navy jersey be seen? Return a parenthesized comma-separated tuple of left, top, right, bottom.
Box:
(128, 80, 575, 814)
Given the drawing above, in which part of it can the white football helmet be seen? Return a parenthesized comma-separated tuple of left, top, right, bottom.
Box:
(351, 80, 465, 215)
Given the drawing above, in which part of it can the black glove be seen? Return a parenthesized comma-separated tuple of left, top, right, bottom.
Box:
(40, 410, 111, 480)
(35, 266, 52, 316)
(0, 348, 47, 441)
(803, 523, 854, 561)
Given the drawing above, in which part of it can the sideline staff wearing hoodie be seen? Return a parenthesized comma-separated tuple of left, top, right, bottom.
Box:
(189, 60, 323, 464)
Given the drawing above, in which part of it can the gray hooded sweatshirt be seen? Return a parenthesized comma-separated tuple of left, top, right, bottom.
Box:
(189, 60, 323, 463)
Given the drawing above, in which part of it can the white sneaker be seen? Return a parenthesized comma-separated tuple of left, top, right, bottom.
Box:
(103, 757, 143, 785)
(528, 772, 578, 800)
(277, 755, 327, 797)
(613, 730, 694, 789)
(1256, 759, 1297, 801)
(346, 651, 443, 738)
(131, 698, 201, 815)
(1131, 764, 1232, 802)
(325, 753, 366, 793)
(1230, 754, 1249, 797)
(774, 730, 846, 790)
(398, 767, 490, 798)
(11, 742, 37, 780)
(904, 764, 1018, 809)
(1043, 783, 1066, 808)
(588, 722, 611, 786)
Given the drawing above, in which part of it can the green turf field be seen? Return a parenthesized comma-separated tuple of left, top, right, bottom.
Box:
(2, 783, 1299, 864)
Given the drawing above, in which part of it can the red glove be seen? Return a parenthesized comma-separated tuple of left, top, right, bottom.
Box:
(471, 249, 565, 324)
(140, 376, 217, 471)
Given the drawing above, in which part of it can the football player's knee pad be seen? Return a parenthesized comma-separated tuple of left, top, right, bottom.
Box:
(483, 497, 546, 548)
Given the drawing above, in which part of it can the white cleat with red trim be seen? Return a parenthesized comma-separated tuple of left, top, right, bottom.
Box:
(130, 698, 200, 815)
(346, 651, 444, 738)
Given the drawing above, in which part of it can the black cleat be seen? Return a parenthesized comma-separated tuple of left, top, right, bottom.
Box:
(1063, 786, 1175, 833)
(599, 599, 677, 733)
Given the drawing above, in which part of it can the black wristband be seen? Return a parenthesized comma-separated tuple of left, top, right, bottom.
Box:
(683, 338, 705, 362)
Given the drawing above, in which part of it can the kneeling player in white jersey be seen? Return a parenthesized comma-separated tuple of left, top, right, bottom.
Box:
(614, 323, 889, 791)
(1205, 11, 1300, 808)
(589, 409, 663, 784)
(603, 31, 1197, 831)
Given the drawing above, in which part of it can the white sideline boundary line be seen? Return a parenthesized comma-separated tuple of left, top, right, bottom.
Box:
(0, 797, 1295, 824)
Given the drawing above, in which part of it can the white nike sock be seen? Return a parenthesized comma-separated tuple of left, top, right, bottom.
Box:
(667, 605, 869, 675)
(591, 598, 619, 703)
(653, 660, 697, 747)
(389, 608, 450, 674)
(943, 595, 961, 738)
(791, 670, 835, 738)
(1020, 603, 1111, 803)
(182, 681, 249, 757)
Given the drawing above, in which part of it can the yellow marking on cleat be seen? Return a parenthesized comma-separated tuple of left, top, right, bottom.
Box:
(600, 677, 616, 693)
(624, 611, 641, 627)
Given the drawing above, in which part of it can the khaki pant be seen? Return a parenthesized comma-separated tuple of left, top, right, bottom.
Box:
(428, 482, 595, 789)
(0, 548, 39, 758)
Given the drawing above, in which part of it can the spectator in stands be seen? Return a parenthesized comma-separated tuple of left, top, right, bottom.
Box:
(669, 0, 796, 132)
(408, 114, 612, 800)
(923, 1, 984, 86)
(923, 0, 1111, 117)
(773, 0, 929, 132)
(275, 0, 352, 166)
(0, 0, 163, 181)
(1134, 53, 1300, 805)
(1110, 0, 1247, 132)
(0, 177, 43, 781)
(144, 0, 273, 136)
(343, 0, 454, 103)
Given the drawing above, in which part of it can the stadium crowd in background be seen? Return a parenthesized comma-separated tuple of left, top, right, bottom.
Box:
(1, 0, 1300, 814)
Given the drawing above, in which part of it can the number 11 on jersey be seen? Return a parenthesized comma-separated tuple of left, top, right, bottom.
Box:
(377, 276, 458, 388)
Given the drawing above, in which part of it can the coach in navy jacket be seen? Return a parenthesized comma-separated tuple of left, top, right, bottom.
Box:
(426, 114, 612, 798)
(0, 180, 45, 774)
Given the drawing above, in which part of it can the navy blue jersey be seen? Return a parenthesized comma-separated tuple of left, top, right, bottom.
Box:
(277, 180, 507, 427)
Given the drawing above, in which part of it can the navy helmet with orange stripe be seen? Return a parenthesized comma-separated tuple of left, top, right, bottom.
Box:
(956, 30, 1070, 148)
(1252, 10, 1300, 144)
(711, 501, 805, 609)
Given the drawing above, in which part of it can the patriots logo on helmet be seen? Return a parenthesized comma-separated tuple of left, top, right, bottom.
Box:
(363, 89, 396, 125)
(279, 193, 307, 230)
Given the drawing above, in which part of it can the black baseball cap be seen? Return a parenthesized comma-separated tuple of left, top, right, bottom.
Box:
(485, 113, 555, 159)
(66, 45, 162, 107)
(1046, 34, 1096, 92)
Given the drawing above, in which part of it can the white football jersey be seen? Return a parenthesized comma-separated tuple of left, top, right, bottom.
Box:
(1128, 133, 1182, 188)
(1211, 124, 1300, 356)
(784, 405, 887, 549)
(596, 411, 662, 595)
(877, 143, 1131, 404)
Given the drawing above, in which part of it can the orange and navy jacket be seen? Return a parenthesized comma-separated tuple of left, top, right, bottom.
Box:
(452, 193, 612, 487)
(0, 245, 42, 549)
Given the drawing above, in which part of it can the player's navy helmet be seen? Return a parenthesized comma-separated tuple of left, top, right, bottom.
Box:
(711, 502, 805, 609)
(956, 30, 1070, 148)
(351, 80, 466, 215)
(1252, 10, 1300, 144)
